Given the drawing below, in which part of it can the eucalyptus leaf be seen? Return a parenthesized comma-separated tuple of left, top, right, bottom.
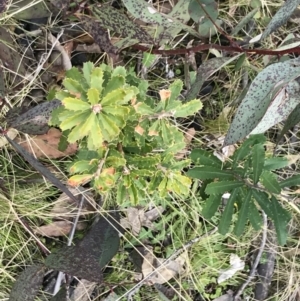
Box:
(9, 265, 46, 301)
(224, 58, 300, 146)
(250, 80, 300, 134)
(123, 0, 200, 44)
(7, 100, 62, 135)
(92, 5, 153, 44)
(45, 215, 123, 282)
(261, 0, 300, 41)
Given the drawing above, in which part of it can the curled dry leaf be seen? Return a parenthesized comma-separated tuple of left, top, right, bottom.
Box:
(35, 187, 95, 237)
(120, 206, 164, 236)
(34, 220, 87, 237)
(15, 128, 77, 159)
(135, 124, 144, 135)
(175, 127, 196, 159)
(159, 89, 171, 101)
(142, 249, 187, 285)
(217, 254, 245, 284)
(51, 186, 96, 218)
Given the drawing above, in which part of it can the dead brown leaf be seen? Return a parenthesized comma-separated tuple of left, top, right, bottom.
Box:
(15, 128, 77, 158)
(141, 248, 187, 285)
(175, 127, 196, 159)
(51, 187, 96, 218)
(35, 220, 87, 237)
(120, 206, 164, 236)
(159, 89, 171, 101)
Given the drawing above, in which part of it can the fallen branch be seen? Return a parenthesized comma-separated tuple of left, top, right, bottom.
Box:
(132, 43, 300, 57)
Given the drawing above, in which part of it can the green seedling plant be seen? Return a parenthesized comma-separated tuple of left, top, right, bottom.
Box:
(50, 62, 202, 205)
(187, 134, 299, 245)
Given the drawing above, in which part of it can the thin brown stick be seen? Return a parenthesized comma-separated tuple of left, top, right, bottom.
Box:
(132, 43, 300, 57)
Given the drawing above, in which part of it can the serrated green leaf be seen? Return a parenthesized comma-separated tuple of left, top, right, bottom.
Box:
(88, 120, 103, 150)
(69, 160, 95, 174)
(252, 143, 265, 184)
(106, 156, 126, 167)
(264, 157, 289, 171)
(83, 62, 94, 86)
(60, 111, 91, 131)
(103, 106, 129, 117)
(134, 102, 155, 115)
(218, 188, 239, 235)
(190, 149, 222, 167)
(205, 181, 244, 195)
(187, 166, 234, 180)
(117, 184, 127, 204)
(252, 190, 274, 218)
(99, 113, 121, 141)
(202, 194, 222, 219)
(271, 195, 291, 223)
(232, 134, 266, 166)
(68, 174, 94, 186)
(103, 76, 125, 96)
(101, 89, 126, 106)
(56, 90, 72, 101)
(126, 154, 160, 168)
(90, 67, 104, 95)
(62, 97, 91, 111)
(112, 66, 127, 77)
(169, 79, 183, 101)
(279, 174, 300, 188)
(79, 113, 97, 138)
(248, 200, 262, 231)
(234, 189, 252, 236)
(158, 176, 168, 197)
(128, 181, 139, 205)
(63, 78, 85, 98)
(260, 170, 281, 194)
(271, 196, 290, 246)
(66, 67, 85, 83)
(174, 99, 203, 117)
(88, 88, 100, 105)
(166, 172, 191, 196)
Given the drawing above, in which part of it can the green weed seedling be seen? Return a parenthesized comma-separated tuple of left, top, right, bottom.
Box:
(50, 62, 202, 205)
(188, 134, 298, 245)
